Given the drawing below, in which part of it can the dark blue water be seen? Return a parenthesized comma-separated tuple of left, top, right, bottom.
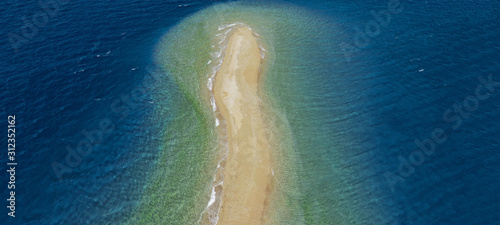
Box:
(1, 1, 219, 223)
(1, 0, 499, 224)
(329, 1, 500, 224)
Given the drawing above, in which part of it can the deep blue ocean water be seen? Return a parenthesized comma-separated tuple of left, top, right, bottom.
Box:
(1, 0, 499, 224)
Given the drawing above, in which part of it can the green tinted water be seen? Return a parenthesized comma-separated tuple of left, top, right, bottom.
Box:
(131, 1, 381, 224)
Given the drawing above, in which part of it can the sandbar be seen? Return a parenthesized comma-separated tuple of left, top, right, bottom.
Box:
(212, 27, 274, 225)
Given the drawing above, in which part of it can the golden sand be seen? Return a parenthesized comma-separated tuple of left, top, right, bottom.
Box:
(212, 27, 274, 225)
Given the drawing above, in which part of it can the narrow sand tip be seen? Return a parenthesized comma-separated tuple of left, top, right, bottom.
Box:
(210, 26, 274, 225)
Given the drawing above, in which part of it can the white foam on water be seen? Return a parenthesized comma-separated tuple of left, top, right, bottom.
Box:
(210, 96, 217, 111)
(207, 187, 217, 207)
(207, 78, 213, 90)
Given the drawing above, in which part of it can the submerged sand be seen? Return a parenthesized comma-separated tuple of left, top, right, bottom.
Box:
(212, 27, 274, 224)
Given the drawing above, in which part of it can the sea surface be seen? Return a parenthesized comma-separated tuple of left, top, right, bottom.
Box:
(1, 0, 499, 224)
